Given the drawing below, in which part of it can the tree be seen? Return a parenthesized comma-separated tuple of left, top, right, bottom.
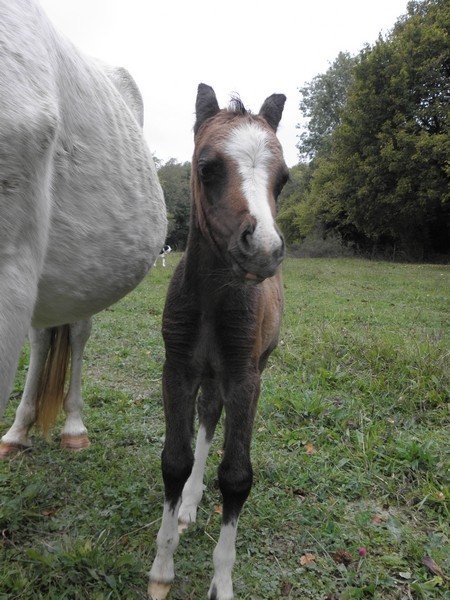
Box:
(277, 164, 314, 243)
(307, 0, 450, 257)
(297, 52, 358, 160)
(157, 159, 191, 250)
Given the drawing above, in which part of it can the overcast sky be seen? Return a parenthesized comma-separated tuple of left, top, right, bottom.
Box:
(40, 0, 408, 167)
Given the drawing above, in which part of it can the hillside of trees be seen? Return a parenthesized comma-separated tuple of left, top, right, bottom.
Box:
(279, 0, 449, 259)
(155, 158, 191, 250)
(156, 0, 449, 260)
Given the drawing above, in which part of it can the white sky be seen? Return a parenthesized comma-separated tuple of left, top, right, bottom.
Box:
(40, 0, 408, 167)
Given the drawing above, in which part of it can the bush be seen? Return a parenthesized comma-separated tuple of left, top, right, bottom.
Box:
(289, 230, 354, 258)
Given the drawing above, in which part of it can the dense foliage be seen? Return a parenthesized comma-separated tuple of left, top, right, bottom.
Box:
(297, 52, 358, 161)
(156, 159, 191, 250)
(279, 0, 449, 259)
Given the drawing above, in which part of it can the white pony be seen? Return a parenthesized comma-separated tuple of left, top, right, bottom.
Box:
(0, 0, 167, 455)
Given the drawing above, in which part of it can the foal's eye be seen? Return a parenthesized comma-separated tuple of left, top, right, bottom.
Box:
(198, 159, 224, 185)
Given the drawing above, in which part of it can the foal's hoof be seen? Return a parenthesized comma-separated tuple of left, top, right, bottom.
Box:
(0, 442, 29, 459)
(60, 434, 91, 451)
(148, 580, 172, 600)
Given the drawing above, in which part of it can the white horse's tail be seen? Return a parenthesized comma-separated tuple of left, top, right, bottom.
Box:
(36, 325, 71, 437)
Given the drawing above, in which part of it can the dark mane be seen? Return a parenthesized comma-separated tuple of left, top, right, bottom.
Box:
(228, 95, 248, 116)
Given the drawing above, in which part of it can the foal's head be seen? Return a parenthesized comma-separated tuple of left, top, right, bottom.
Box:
(192, 84, 289, 283)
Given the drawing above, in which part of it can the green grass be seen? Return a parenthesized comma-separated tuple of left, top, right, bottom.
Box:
(1, 256, 449, 599)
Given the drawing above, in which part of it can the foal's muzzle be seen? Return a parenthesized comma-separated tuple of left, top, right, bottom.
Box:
(230, 219, 285, 282)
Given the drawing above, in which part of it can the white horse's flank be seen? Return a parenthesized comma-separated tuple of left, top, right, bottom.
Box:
(0, 0, 166, 452)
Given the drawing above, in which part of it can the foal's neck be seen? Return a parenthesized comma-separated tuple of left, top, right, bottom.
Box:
(183, 223, 247, 297)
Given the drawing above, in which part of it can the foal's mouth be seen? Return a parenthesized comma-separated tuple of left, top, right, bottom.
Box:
(230, 256, 279, 284)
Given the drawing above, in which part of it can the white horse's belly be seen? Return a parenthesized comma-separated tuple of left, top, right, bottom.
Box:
(32, 118, 165, 325)
(29, 48, 166, 328)
(32, 170, 165, 327)
(2, 9, 166, 330)
(32, 234, 156, 327)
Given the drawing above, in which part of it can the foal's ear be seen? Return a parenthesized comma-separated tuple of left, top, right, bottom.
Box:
(259, 94, 286, 132)
(194, 83, 220, 135)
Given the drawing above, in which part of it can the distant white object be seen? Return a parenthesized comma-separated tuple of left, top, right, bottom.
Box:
(155, 244, 172, 267)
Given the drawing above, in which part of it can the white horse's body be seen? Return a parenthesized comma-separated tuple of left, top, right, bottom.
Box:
(0, 0, 166, 450)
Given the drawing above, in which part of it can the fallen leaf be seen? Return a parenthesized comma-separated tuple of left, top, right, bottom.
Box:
(41, 509, 57, 517)
(281, 581, 293, 596)
(300, 553, 316, 566)
(371, 514, 384, 524)
(304, 442, 317, 455)
(331, 549, 353, 566)
(422, 556, 446, 579)
(399, 571, 412, 579)
(213, 505, 223, 515)
(293, 489, 307, 502)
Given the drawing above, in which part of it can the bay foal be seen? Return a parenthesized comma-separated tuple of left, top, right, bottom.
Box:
(150, 84, 288, 600)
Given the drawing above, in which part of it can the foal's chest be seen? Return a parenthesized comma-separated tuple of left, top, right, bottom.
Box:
(190, 295, 260, 376)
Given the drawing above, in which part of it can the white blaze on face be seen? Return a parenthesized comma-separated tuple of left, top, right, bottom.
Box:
(224, 122, 281, 252)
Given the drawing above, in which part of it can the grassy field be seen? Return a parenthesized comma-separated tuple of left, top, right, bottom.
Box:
(1, 256, 449, 600)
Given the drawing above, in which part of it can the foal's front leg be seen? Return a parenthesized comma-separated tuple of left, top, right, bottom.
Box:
(208, 372, 260, 600)
(149, 363, 199, 600)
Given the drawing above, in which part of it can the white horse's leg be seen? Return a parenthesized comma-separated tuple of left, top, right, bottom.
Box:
(208, 520, 239, 600)
(0, 328, 51, 457)
(149, 499, 182, 600)
(178, 425, 211, 531)
(0, 111, 56, 418)
(0, 314, 30, 422)
(60, 319, 92, 450)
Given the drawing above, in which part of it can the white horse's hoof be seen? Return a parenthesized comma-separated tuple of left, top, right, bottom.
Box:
(178, 520, 191, 534)
(148, 580, 172, 600)
(0, 442, 29, 459)
(60, 434, 90, 450)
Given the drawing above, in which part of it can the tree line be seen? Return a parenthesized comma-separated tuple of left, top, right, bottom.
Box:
(279, 0, 449, 259)
(156, 0, 449, 259)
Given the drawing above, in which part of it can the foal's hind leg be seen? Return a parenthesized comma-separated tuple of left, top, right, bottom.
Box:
(178, 379, 223, 531)
(60, 319, 92, 450)
(0, 328, 51, 457)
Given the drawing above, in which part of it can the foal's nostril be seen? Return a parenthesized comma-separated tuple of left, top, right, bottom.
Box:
(240, 222, 256, 252)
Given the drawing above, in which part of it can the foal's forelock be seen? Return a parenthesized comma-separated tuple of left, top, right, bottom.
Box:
(224, 121, 282, 251)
